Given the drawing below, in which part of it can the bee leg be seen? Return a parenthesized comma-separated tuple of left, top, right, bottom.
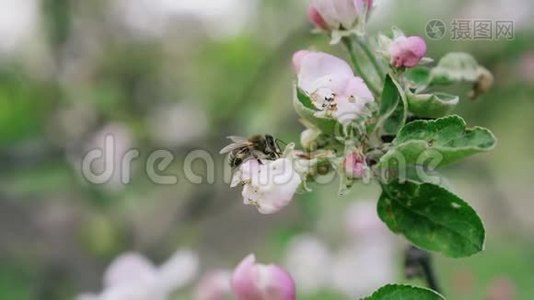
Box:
(251, 151, 263, 165)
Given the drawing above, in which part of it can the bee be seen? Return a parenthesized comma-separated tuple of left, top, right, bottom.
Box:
(219, 135, 284, 168)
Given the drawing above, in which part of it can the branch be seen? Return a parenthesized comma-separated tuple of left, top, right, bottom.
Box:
(404, 245, 443, 294)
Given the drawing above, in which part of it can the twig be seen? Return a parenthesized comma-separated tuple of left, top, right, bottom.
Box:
(405, 245, 442, 294)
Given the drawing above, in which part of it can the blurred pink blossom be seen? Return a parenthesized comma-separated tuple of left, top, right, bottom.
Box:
(231, 254, 296, 300)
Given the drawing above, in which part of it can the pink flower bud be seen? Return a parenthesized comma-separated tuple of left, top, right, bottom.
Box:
(344, 151, 366, 178)
(307, 0, 374, 41)
(388, 36, 427, 68)
(231, 254, 296, 300)
(307, 6, 329, 31)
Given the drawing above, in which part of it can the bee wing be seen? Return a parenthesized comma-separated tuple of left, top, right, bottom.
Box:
(227, 136, 248, 143)
(219, 143, 243, 154)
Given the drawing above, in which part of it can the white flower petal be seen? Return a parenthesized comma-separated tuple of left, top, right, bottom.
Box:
(237, 158, 301, 214)
(297, 52, 354, 94)
(103, 253, 158, 288)
(157, 249, 200, 292)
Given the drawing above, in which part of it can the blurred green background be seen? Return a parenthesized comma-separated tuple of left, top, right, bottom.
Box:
(0, 0, 533, 299)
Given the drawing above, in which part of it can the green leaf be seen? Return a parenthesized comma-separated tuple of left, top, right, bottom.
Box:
(293, 87, 339, 134)
(407, 91, 459, 118)
(379, 115, 496, 171)
(405, 67, 431, 91)
(377, 181, 485, 258)
(362, 284, 445, 300)
(430, 52, 486, 85)
(378, 75, 407, 135)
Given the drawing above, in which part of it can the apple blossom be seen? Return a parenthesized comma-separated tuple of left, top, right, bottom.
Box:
(231, 254, 296, 300)
(388, 35, 427, 68)
(308, 0, 374, 43)
(231, 158, 302, 214)
(293, 50, 374, 125)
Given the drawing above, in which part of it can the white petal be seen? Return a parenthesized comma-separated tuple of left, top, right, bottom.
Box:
(157, 249, 200, 292)
(103, 253, 158, 288)
(332, 0, 359, 29)
(297, 52, 354, 94)
(239, 158, 301, 214)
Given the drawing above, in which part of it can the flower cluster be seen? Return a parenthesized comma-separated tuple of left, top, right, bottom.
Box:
(76, 0, 496, 299)
(220, 0, 496, 298)
(79, 250, 296, 300)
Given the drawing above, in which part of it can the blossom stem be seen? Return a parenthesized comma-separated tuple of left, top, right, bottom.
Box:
(356, 36, 387, 81)
(341, 37, 380, 97)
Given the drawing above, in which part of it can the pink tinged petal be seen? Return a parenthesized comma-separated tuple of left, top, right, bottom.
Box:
(389, 36, 427, 68)
(333, 77, 374, 124)
(292, 50, 312, 73)
(311, 0, 364, 31)
(332, 0, 360, 29)
(307, 6, 329, 31)
(310, 0, 339, 29)
(231, 254, 296, 300)
(231, 255, 264, 300)
(103, 253, 158, 288)
(344, 76, 374, 102)
(256, 265, 296, 300)
(296, 51, 354, 94)
(355, 0, 373, 14)
(236, 159, 262, 186)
